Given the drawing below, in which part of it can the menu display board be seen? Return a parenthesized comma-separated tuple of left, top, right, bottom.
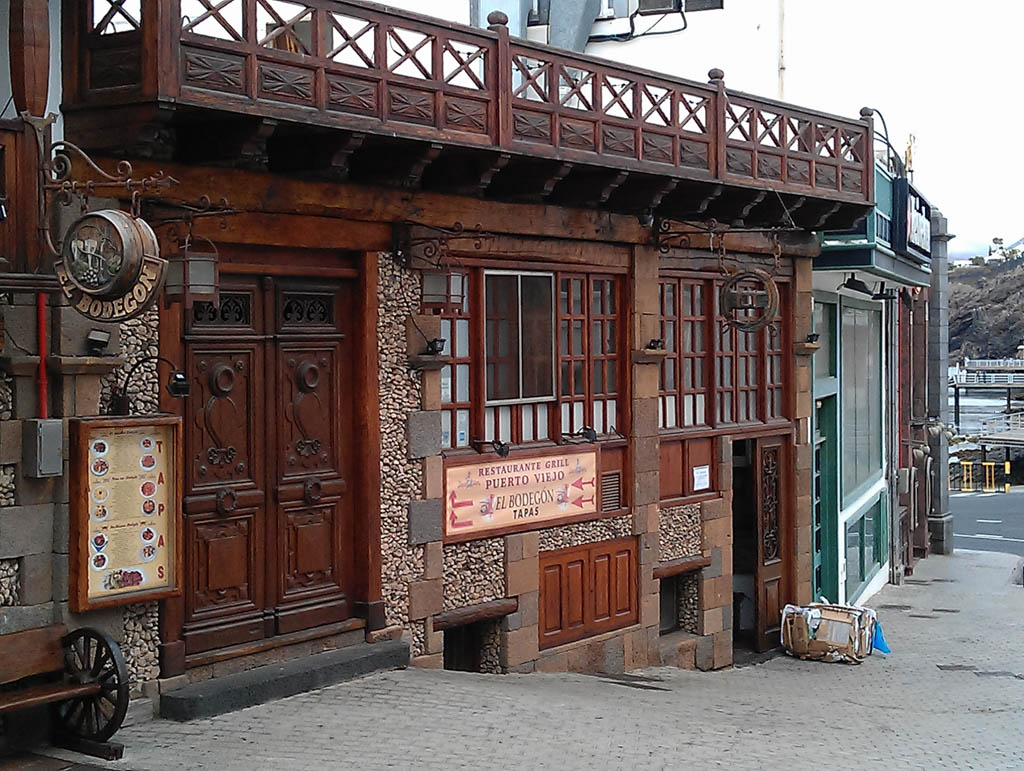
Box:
(70, 416, 182, 612)
(444, 449, 599, 542)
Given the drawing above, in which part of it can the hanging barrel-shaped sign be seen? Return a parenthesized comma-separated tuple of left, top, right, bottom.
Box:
(56, 211, 167, 322)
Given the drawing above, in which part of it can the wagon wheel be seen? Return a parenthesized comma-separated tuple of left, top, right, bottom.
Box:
(54, 628, 130, 742)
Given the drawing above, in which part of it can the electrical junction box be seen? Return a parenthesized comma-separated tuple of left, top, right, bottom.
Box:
(23, 419, 64, 477)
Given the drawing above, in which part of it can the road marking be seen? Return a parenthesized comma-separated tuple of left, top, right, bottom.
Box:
(951, 492, 972, 497)
(955, 533, 1024, 544)
(976, 519, 1003, 524)
(978, 493, 1000, 497)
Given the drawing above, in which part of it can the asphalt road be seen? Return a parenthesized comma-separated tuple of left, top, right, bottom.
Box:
(951, 486, 1024, 556)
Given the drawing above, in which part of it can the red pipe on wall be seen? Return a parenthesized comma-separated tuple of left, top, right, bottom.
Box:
(37, 291, 47, 419)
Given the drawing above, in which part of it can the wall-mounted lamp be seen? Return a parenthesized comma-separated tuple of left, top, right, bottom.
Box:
(805, 333, 820, 344)
(872, 282, 898, 301)
(165, 235, 219, 308)
(580, 426, 597, 443)
(109, 355, 189, 416)
(492, 440, 510, 458)
(637, 210, 655, 228)
(839, 273, 873, 296)
(645, 338, 665, 350)
(425, 337, 447, 356)
(0, 196, 7, 223)
(85, 329, 111, 356)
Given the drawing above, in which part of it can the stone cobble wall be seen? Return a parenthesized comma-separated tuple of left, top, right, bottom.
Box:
(658, 504, 702, 562)
(677, 573, 699, 634)
(0, 373, 13, 420)
(0, 465, 14, 506)
(100, 308, 161, 687)
(100, 308, 159, 415)
(0, 559, 19, 607)
(377, 254, 425, 632)
(442, 538, 505, 611)
(479, 619, 501, 674)
(123, 601, 160, 686)
(538, 515, 633, 552)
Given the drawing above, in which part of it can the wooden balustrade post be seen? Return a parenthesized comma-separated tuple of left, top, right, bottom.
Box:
(489, 11, 512, 149)
(708, 68, 727, 181)
(859, 106, 875, 203)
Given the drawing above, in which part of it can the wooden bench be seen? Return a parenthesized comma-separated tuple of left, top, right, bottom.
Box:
(0, 624, 130, 757)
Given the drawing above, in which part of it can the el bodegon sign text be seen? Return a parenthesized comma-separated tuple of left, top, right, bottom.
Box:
(445, 449, 599, 540)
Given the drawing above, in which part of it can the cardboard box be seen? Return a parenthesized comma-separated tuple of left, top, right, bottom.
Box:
(781, 603, 875, 664)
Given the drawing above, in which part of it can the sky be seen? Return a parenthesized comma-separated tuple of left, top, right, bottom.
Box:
(381, 0, 1016, 259)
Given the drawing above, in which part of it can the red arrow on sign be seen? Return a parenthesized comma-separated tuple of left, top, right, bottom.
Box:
(449, 491, 473, 509)
(572, 495, 595, 508)
(572, 477, 595, 490)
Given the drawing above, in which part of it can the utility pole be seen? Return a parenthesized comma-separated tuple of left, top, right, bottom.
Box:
(777, 0, 786, 100)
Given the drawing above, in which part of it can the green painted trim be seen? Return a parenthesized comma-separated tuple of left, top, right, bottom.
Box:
(814, 396, 840, 602)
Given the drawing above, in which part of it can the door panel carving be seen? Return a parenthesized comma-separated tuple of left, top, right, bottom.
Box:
(187, 347, 262, 489)
(187, 512, 262, 618)
(283, 502, 340, 596)
(278, 345, 338, 477)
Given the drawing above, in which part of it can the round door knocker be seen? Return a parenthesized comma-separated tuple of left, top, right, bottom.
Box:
(718, 268, 780, 333)
(215, 487, 238, 516)
(303, 479, 323, 505)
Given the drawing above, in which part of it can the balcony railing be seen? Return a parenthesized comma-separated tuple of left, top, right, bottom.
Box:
(68, 0, 873, 207)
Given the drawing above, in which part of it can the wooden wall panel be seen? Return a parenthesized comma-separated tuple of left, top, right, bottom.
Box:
(538, 537, 637, 650)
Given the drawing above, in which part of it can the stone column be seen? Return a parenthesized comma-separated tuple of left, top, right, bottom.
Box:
(927, 210, 954, 553)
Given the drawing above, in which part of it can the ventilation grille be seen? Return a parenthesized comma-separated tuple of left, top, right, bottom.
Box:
(600, 471, 622, 512)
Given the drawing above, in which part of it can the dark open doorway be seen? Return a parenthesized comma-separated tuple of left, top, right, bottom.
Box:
(731, 439, 757, 651)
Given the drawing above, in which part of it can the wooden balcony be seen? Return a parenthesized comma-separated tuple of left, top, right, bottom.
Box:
(62, 0, 873, 229)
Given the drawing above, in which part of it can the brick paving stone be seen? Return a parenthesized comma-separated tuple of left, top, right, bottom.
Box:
(34, 550, 1024, 770)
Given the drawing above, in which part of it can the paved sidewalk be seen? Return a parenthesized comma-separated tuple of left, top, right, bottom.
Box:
(38, 550, 1024, 771)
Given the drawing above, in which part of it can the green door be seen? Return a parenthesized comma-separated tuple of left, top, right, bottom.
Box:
(813, 397, 839, 602)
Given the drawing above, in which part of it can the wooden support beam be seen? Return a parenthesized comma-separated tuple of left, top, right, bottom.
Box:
(189, 212, 391, 251)
(432, 597, 518, 631)
(114, 157, 648, 244)
(652, 554, 712, 580)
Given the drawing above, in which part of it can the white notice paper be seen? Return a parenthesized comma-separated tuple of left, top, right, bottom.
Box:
(693, 464, 711, 491)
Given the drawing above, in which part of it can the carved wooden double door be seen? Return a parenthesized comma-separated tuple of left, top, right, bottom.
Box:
(181, 277, 354, 655)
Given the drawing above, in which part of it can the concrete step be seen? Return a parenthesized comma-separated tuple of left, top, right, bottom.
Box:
(122, 696, 155, 727)
(159, 639, 409, 721)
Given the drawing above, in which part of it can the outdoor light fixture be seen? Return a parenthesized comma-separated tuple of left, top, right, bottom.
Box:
(645, 338, 665, 350)
(805, 333, 820, 343)
(580, 426, 598, 443)
(839, 273, 873, 296)
(638, 210, 655, 228)
(165, 235, 219, 309)
(872, 282, 898, 301)
(85, 329, 111, 355)
(425, 337, 447, 355)
(109, 355, 189, 416)
(0, 197, 7, 222)
(492, 440, 510, 458)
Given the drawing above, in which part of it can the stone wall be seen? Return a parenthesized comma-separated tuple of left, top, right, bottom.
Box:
(0, 466, 14, 506)
(0, 560, 18, 607)
(376, 254, 425, 636)
(658, 503, 702, 561)
(99, 307, 161, 690)
(677, 573, 699, 634)
(538, 515, 633, 552)
(443, 538, 505, 611)
(100, 308, 159, 416)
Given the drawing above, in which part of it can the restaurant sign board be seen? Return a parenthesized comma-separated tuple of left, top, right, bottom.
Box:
(69, 416, 183, 611)
(444, 449, 599, 540)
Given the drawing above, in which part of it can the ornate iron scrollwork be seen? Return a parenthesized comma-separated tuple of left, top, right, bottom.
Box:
(392, 221, 494, 267)
(761, 447, 780, 562)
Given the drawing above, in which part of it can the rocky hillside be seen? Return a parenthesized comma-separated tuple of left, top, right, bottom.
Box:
(949, 258, 1024, 360)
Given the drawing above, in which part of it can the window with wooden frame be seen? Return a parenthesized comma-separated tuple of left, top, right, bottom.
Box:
(423, 268, 624, 449)
(659, 279, 709, 429)
(428, 271, 472, 450)
(659, 274, 790, 430)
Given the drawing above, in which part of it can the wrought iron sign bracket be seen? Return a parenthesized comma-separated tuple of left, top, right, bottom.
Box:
(392, 221, 495, 268)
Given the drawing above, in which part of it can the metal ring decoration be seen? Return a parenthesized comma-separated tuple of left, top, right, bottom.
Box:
(56, 628, 130, 742)
(718, 268, 780, 333)
(215, 487, 238, 516)
(303, 478, 323, 505)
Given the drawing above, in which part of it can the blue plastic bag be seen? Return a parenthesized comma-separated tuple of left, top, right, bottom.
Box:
(872, 620, 891, 655)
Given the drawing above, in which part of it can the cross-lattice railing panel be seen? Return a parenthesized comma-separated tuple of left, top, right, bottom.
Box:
(71, 0, 873, 207)
(507, 41, 717, 174)
(722, 95, 869, 197)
